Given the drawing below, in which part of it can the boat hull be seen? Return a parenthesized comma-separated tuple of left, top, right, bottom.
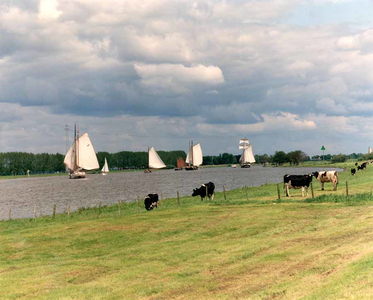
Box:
(241, 164, 251, 168)
(69, 171, 86, 179)
(185, 166, 198, 171)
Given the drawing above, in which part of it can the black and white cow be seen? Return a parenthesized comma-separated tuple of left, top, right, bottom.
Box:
(192, 182, 215, 201)
(283, 174, 313, 197)
(351, 168, 356, 176)
(357, 162, 368, 170)
(144, 193, 159, 211)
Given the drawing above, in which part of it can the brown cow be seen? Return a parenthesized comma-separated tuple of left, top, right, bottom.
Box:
(312, 171, 338, 191)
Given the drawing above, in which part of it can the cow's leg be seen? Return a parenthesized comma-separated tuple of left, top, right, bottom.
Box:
(321, 182, 324, 191)
(285, 184, 290, 197)
(211, 193, 214, 200)
(305, 187, 308, 196)
(302, 187, 304, 197)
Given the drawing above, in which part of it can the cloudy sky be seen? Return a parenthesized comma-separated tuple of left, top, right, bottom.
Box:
(1, 0, 373, 156)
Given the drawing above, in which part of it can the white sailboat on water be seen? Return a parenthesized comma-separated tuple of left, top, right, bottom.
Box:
(101, 158, 109, 176)
(145, 147, 166, 173)
(239, 138, 255, 168)
(64, 124, 99, 179)
(185, 139, 203, 170)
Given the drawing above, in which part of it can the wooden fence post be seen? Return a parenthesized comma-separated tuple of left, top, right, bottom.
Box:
(277, 184, 281, 200)
(223, 185, 227, 200)
(245, 186, 249, 201)
(117, 199, 121, 215)
(346, 181, 349, 196)
(137, 196, 141, 213)
(205, 185, 208, 202)
(53, 204, 56, 218)
(177, 191, 180, 206)
(311, 182, 314, 199)
(98, 201, 102, 215)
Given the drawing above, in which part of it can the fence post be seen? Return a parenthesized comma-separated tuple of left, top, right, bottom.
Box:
(53, 204, 56, 218)
(245, 186, 249, 201)
(137, 196, 141, 213)
(311, 182, 314, 199)
(117, 199, 121, 215)
(98, 201, 102, 215)
(277, 184, 281, 200)
(205, 185, 208, 202)
(177, 191, 180, 206)
(346, 181, 349, 196)
(223, 185, 227, 200)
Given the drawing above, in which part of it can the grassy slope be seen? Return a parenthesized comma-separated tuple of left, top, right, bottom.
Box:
(2, 162, 373, 299)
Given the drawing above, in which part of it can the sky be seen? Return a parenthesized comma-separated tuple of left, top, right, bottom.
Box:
(1, 0, 373, 156)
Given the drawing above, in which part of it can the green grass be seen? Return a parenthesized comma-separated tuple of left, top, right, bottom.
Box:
(3, 161, 373, 299)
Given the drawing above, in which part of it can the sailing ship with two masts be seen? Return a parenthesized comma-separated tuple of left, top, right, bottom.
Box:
(239, 137, 255, 168)
(145, 147, 166, 173)
(64, 124, 100, 179)
(185, 139, 203, 170)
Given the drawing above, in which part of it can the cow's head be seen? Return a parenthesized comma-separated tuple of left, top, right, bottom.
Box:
(312, 171, 319, 179)
(192, 188, 199, 197)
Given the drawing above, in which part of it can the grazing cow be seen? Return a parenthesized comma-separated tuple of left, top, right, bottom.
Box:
(357, 162, 367, 171)
(351, 168, 356, 176)
(355, 163, 358, 166)
(283, 174, 313, 197)
(312, 171, 338, 191)
(192, 182, 215, 201)
(144, 193, 159, 211)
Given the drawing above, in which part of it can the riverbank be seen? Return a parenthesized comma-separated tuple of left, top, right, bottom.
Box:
(1, 161, 372, 299)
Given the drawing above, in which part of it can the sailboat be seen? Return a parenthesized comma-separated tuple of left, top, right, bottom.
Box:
(101, 158, 109, 176)
(175, 157, 186, 171)
(64, 124, 99, 179)
(145, 147, 166, 173)
(239, 138, 255, 168)
(185, 139, 203, 170)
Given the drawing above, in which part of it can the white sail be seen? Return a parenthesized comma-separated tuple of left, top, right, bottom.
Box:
(186, 143, 203, 166)
(64, 133, 99, 171)
(64, 142, 76, 171)
(239, 138, 249, 145)
(101, 158, 109, 173)
(149, 147, 166, 169)
(240, 145, 255, 164)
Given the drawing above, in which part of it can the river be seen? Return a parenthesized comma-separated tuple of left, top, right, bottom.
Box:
(0, 166, 342, 220)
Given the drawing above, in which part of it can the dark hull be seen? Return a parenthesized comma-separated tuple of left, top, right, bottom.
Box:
(174, 168, 183, 171)
(185, 166, 198, 171)
(241, 164, 251, 168)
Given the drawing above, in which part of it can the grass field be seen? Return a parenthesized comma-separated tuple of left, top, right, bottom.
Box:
(2, 161, 373, 299)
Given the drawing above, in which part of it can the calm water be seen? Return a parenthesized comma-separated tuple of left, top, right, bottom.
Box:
(0, 166, 342, 220)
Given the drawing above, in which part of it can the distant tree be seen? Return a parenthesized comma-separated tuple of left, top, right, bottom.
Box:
(331, 154, 347, 163)
(272, 151, 287, 166)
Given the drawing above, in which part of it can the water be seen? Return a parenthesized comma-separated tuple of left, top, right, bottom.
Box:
(0, 166, 342, 220)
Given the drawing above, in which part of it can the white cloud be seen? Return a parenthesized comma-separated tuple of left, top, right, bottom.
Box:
(134, 63, 225, 94)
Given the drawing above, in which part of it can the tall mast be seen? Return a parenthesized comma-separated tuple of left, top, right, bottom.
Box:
(74, 123, 77, 172)
(191, 139, 194, 166)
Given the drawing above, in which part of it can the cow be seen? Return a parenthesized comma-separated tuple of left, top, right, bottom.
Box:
(192, 182, 215, 201)
(358, 162, 368, 170)
(144, 193, 159, 211)
(351, 168, 356, 176)
(283, 174, 313, 197)
(312, 171, 338, 191)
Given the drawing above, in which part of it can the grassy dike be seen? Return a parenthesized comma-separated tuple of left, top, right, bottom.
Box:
(2, 163, 373, 299)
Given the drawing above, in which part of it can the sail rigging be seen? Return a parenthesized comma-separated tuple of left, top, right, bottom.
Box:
(186, 143, 203, 167)
(239, 138, 255, 166)
(64, 126, 99, 178)
(148, 147, 166, 169)
(101, 157, 109, 173)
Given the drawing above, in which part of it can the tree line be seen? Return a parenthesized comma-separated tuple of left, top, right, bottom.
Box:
(0, 150, 367, 175)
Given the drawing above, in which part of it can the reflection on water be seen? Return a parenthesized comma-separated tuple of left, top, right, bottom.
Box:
(0, 166, 342, 220)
